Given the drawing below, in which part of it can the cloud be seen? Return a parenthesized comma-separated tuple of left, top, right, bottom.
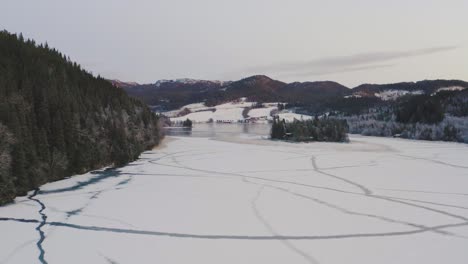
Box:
(280, 64, 395, 78)
(250, 46, 458, 77)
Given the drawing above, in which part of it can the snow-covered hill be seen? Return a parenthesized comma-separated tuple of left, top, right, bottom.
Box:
(167, 99, 312, 123)
(154, 78, 230, 87)
(374, 90, 425, 101)
(432, 86, 466, 95)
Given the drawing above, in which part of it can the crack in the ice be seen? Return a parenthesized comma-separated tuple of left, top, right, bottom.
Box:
(116, 177, 132, 186)
(1, 217, 468, 241)
(151, 155, 468, 224)
(232, 161, 377, 174)
(122, 172, 231, 179)
(249, 184, 320, 264)
(379, 196, 468, 210)
(170, 149, 468, 235)
(397, 154, 468, 169)
(155, 155, 468, 226)
(373, 195, 468, 221)
(153, 153, 466, 240)
(39, 168, 122, 195)
(234, 168, 315, 174)
(0, 217, 38, 223)
(4, 146, 460, 258)
(51, 175, 135, 230)
(262, 184, 454, 237)
(319, 162, 378, 171)
(311, 156, 372, 195)
(377, 188, 468, 197)
(99, 253, 120, 264)
(310, 155, 468, 222)
(63, 191, 103, 219)
(28, 189, 48, 264)
(32, 173, 136, 252)
(148, 159, 360, 195)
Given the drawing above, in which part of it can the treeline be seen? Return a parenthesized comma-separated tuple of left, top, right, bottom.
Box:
(345, 115, 467, 143)
(341, 93, 468, 143)
(271, 117, 349, 142)
(0, 30, 162, 205)
(396, 95, 444, 124)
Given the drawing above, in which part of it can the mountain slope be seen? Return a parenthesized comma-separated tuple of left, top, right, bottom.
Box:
(124, 79, 226, 109)
(124, 76, 468, 119)
(220, 75, 286, 103)
(352, 80, 468, 99)
(0, 31, 162, 205)
(124, 75, 354, 109)
(279, 81, 349, 103)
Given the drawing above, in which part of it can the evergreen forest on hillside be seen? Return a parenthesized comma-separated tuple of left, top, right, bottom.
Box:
(271, 117, 349, 142)
(0, 31, 162, 205)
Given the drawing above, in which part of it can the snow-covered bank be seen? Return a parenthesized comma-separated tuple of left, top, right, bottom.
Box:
(1, 135, 468, 263)
(167, 99, 312, 123)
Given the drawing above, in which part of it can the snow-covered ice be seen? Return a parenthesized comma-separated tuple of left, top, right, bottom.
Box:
(1, 129, 468, 264)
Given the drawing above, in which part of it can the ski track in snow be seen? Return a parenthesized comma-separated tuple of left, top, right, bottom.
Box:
(1, 135, 468, 263)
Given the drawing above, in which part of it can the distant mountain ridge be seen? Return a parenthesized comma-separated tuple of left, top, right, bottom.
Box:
(352, 80, 468, 97)
(121, 75, 468, 110)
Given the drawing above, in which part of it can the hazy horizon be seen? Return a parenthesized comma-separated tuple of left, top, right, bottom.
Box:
(2, 0, 467, 86)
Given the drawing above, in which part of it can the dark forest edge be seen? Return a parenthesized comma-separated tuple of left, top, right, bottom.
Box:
(0, 30, 163, 205)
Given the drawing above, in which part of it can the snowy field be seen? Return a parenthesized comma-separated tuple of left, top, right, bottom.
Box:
(167, 99, 313, 123)
(1, 129, 468, 263)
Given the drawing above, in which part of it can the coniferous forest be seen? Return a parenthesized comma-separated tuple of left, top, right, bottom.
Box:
(271, 117, 349, 143)
(0, 31, 163, 205)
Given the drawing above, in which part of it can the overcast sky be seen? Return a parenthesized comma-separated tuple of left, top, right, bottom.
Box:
(2, 0, 467, 87)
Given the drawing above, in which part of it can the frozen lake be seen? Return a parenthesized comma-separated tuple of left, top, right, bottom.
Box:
(1, 124, 468, 263)
(163, 123, 272, 138)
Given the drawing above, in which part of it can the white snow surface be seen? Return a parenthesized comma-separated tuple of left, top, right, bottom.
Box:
(163, 103, 211, 118)
(374, 89, 425, 101)
(170, 106, 246, 123)
(344, 94, 363, 98)
(248, 107, 277, 119)
(154, 78, 228, 87)
(432, 86, 466, 95)
(278, 112, 313, 122)
(168, 100, 271, 123)
(169, 100, 311, 123)
(1, 133, 468, 264)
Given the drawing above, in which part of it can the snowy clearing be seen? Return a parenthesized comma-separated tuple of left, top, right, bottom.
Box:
(432, 86, 466, 95)
(168, 100, 311, 123)
(169, 99, 255, 123)
(248, 107, 276, 118)
(1, 131, 468, 264)
(374, 90, 424, 101)
(278, 112, 314, 122)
